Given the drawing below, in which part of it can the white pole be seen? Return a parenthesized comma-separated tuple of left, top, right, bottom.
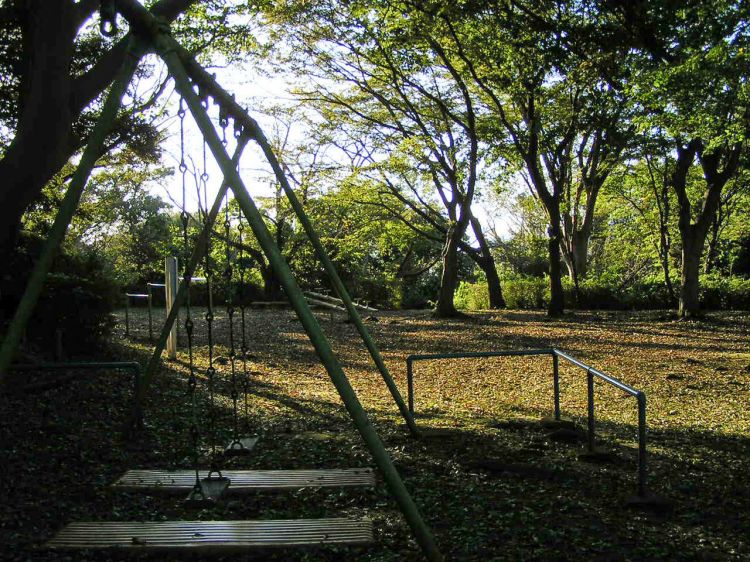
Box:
(165, 256, 179, 359)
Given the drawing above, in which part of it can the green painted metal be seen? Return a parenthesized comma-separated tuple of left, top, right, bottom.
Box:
(128, 140, 248, 429)
(0, 39, 144, 386)
(116, 19, 442, 559)
(160, 42, 419, 437)
(10, 361, 141, 397)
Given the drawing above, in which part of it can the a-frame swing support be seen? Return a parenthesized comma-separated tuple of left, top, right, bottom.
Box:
(0, 37, 145, 377)
(0, 3, 443, 560)
(134, 12, 442, 562)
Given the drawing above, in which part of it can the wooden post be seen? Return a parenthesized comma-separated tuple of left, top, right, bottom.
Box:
(165, 257, 178, 359)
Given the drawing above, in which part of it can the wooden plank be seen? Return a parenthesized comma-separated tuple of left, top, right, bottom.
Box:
(46, 518, 373, 551)
(114, 468, 375, 492)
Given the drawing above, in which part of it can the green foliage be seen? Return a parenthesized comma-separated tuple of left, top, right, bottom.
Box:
(700, 274, 750, 310)
(455, 274, 750, 311)
(454, 280, 490, 310)
(1, 234, 119, 357)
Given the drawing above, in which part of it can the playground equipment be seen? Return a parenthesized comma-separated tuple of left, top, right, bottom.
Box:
(122, 261, 207, 351)
(405, 348, 659, 504)
(0, 3, 439, 558)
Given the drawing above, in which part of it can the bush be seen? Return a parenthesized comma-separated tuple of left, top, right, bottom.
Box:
(503, 276, 549, 309)
(700, 275, 750, 310)
(453, 274, 750, 312)
(1, 235, 119, 358)
(454, 281, 490, 310)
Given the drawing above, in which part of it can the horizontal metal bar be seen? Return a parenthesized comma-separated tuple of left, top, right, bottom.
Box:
(126, 293, 149, 298)
(10, 361, 141, 373)
(147, 283, 166, 287)
(407, 349, 555, 363)
(552, 349, 640, 397)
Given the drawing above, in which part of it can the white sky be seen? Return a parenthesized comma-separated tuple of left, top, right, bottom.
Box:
(143, 54, 512, 241)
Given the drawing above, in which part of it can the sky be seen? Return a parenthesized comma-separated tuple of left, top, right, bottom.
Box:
(143, 53, 514, 243)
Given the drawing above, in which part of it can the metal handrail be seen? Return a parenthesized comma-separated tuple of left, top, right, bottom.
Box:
(405, 348, 650, 498)
(10, 361, 142, 417)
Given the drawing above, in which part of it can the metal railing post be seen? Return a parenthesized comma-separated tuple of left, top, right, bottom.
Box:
(407, 358, 414, 415)
(124, 295, 130, 338)
(586, 368, 595, 452)
(552, 352, 560, 421)
(637, 391, 648, 497)
(147, 284, 154, 343)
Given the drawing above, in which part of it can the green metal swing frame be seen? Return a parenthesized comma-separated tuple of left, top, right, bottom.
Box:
(0, 2, 441, 559)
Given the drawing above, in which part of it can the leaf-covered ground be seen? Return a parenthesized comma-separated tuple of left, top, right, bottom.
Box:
(2, 308, 748, 561)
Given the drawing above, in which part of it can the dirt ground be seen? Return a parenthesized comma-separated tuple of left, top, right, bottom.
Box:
(2, 307, 748, 560)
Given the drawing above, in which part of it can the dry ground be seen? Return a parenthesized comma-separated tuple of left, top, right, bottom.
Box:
(1, 307, 748, 561)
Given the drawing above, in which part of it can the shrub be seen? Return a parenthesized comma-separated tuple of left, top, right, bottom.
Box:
(502, 276, 549, 309)
(454, 281, 490, 310)
(1, 235, 119, 358)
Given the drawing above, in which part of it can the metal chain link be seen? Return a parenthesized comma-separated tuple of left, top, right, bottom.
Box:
(237, 203, 251, 429)
(179, 98, 204, 501)
(224, 194, 240, 444)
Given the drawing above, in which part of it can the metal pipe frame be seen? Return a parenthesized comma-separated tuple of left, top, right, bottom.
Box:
(115, 8, 418, 437)
(124, 293, 149, 339)
(10, 361, 142, 404)
(406, 348, 650, 498)
(0, 38, 145, 384)
(154, 44, 443, 562)
(105, 9, 441, 556)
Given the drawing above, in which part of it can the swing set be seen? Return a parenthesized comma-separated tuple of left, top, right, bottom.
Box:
(0, 1, 442, 560)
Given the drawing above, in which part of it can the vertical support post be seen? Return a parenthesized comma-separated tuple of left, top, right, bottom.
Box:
(147, 284, 154, 343)
(586, 368, 595, 452)
(0, 41, 143, 384)
(637, 392, 648, 497)
(407, 358, 415, 415)
(165, 257, 179, 359)
(153, 43, 442, 560)
(124, 295, 131, 338)
(552, 352, 560, 421)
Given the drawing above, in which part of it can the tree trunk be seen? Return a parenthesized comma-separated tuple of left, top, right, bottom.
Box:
(0, 0, 193, 258)
(433, 224, 463, 318)
(0, 0, 77, 255)
(679, 232, 702, 318)
(469, 216, 505, 308)
(703, 216, 721, 274)
(263, 268, 283, 301)
(547, 202, 565, 317)
(570, 229, 590, 279)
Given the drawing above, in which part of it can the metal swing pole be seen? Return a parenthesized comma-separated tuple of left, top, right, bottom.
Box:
(0, 39, 145, 384)
(143, 36, 442, 562)
(127, 139, 248, 430)
(158, 42, 420, 437)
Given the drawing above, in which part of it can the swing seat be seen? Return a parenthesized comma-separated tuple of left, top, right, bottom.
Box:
(46, 518, 373, 551)
(114, 468, 376, 492)
(224, 436, 258, 456)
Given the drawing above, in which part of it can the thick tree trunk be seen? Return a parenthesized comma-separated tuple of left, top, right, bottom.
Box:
(434, 225, 463, 318)
(0, 0, 194, 258)
(263, 268, 283, 301)
(469, 216, 505, 309)
(547, 202, 565, 317)
(570, 229, 590, 279)
(679, 232, 702, 318)
(0, 0, 78, 255)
